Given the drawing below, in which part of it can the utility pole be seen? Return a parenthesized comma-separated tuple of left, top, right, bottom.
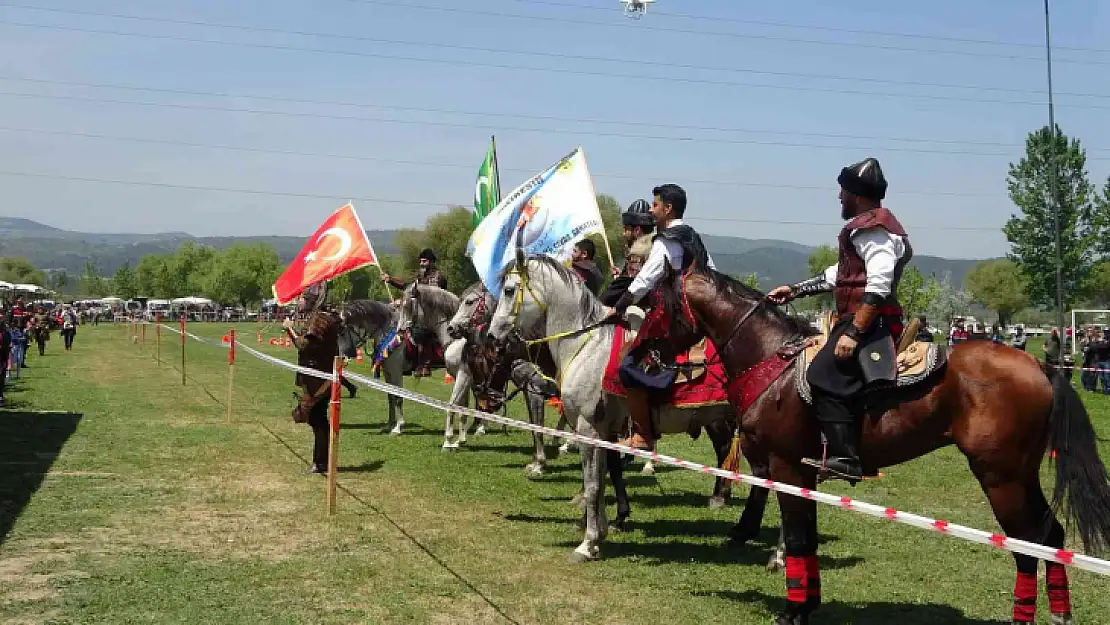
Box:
(1044, 0, 1066, 345)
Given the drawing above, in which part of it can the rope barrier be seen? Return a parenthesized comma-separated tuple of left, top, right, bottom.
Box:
(156, 323, 1110, 577)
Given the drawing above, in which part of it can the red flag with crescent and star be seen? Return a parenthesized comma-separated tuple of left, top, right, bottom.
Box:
(272, 203, 378, 305)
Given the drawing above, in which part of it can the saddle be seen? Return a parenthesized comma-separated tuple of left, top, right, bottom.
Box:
(794, 314, 947, 405)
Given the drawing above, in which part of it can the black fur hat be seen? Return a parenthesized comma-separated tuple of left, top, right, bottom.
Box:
(837, 157, 887, 202)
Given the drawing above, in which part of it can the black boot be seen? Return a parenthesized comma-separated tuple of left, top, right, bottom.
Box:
(804, 421, 862, 484)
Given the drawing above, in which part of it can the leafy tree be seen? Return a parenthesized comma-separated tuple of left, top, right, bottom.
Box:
(1003, 125, 1096, 309)
(804, 245, 837, 311)
(202, 244, 280, 307)
(963, 259, 1029, 326)
(136, 254, 179, 298)
(50, 271, 69, 295)
(393, 207, 478, 294)
(897, 266, 940, 318)
(174, 241, 217, 294)
(926, 273, 971, 328)
(113, 262, 138, 299)
(81, 261, 108, 296)
(0, 257, 47, 286)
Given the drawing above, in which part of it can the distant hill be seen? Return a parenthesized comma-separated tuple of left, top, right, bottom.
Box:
(0, 217, 986, 289)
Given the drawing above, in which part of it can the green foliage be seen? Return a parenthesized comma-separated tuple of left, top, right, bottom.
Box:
(0, 257, 46, 286)
(963, 259, 1029, 326)
(201, 244, 281, 307)
(897, 266, 940, 318)
(1003, 125, 1096, 309)
(112, 262, 138, 300)
(81, 261, 109, 297)
(925, 273, 971, 327)
(393, 207, 479, 294)
(804, 245, 837, 311)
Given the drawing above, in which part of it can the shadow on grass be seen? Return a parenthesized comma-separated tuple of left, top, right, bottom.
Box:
(0, 410, 83, 546)
(339, 460, 385, 473)
(694, 590, 1005, 625)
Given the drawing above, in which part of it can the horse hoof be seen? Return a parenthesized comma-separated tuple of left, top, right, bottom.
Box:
(727, 524, 758, 546)
(524, 464, 544, 478)
(609, 518, 629, 533)
(567, 546, 598, 564)
(708, 496, 727, 510)
(767, 554, 786, 572)
(442, 442, 459, 452)
(569, 493, 584, 507)
(389, 427, 403, 436)
(474, 426, 487, 437)
(640, 463, 655, 476)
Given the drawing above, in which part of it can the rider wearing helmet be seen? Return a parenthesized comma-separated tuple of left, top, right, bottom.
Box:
(599, 199, 656, 306)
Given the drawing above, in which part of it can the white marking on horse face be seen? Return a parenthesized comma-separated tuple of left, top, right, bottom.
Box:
(487, 275, 522, 341)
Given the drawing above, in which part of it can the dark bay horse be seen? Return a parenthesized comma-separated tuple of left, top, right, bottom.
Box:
(651, 266, 1110, 625)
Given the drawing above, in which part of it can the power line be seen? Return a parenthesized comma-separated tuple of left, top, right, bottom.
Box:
(0, 125, 1007, 198)
(343, 0, 1110, 66)
(5, 75, 1099, 153)
(513, 0, 1110, 54)
(5, 19, 1110, 111)
(13, 89, 1100, 159)
(4, 4, 1109, 100)
(0, 169, 1005, 232)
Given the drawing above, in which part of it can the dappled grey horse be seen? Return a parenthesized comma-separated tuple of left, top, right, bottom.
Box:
(487, 253, 782, 566)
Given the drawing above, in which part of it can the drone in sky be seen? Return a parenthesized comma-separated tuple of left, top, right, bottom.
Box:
(619, 0, 655, 19)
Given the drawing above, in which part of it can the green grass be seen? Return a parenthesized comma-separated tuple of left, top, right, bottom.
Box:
(1, 322, 1109, 624)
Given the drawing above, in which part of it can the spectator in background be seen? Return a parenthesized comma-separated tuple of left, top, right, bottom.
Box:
(7, 317, 24, 381)
(60, 305, 78, 351)
(990, 324, 1005, 344)
(0, 318, 10, 406)
(914, 315, 933, 342)
(1011, 326, 1027, 351)
(1081, 327, 1100, 391)
(1097, 328, 1110, 394)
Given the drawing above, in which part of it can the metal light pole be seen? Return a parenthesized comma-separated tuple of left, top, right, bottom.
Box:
(1044, 0, 1066, 346)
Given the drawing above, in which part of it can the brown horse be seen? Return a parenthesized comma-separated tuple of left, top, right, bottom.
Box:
(647, 266, 1110, 625)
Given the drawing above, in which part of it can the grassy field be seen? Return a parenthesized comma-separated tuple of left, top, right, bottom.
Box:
(1, 322, 1108, 624)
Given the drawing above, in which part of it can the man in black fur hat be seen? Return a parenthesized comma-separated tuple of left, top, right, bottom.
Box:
(768, 157, 913, 483)
(602, 184, 716, 451)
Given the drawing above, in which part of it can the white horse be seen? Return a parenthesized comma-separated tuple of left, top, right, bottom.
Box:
(445, 281, 575, 475)
(487, 253, 776, 564)
(338, 299, 407, 434)
(393, 281, 491, 449)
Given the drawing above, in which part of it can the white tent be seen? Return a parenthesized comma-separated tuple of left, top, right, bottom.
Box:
(13, 284, 42, 293)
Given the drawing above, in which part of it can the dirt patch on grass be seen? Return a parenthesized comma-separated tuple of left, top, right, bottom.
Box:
(0, 551, 87, 607)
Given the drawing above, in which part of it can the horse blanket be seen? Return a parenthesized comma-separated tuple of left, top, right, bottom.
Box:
(602, 324, 729, 407)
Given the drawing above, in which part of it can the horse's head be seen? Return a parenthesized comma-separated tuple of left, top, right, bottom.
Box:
(447, 282, 493, 340)
(397, 283, 459, 335)
(488, 251, 547, 347)
(397, 283, 420, 333)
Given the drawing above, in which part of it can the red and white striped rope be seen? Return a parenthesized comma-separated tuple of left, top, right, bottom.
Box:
(160, 326, 1110, 577)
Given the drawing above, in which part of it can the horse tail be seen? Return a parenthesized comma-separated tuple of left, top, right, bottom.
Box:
(1046, 366, 1110, 554)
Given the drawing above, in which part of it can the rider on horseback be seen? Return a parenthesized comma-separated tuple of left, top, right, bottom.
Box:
(768, 157, 913, 483)
(602, 184, 716, 451)
(381, 247, 448, 377)
(600, 199, 655, 306)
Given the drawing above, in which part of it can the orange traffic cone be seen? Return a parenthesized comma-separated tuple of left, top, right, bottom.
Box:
(444, 374, 454, 384)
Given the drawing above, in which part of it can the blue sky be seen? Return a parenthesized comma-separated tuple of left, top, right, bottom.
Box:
(0, 0, 1107, 258)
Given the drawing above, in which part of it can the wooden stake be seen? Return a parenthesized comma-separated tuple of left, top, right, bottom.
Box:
(179, 314, 186, 386)
(326, 355, 345, 515)
(141, 322, 146, 346)
(227, 328, 236, 423)
(155, 314, 161, 364)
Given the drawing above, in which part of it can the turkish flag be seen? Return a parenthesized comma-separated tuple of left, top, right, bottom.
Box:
(272, 203, 378, 305)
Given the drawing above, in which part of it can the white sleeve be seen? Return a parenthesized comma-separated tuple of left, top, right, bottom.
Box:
(627, 239, 671, 301)
(706, 248, 717, 270)
(822, 264, 838, 285)
(851, 228, 905, 297)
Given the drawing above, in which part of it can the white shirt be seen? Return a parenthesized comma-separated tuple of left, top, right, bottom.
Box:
(628, 219, 717, 301)
(821, 227, 907, 297)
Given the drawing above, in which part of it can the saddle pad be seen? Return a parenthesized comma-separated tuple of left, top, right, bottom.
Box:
(602, 325, 728, 407)
(795, 338, 947, 405)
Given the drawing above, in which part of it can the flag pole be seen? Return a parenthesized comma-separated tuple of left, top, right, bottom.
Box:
(578, 147, 617, 269)
(492, 135, 502, 204)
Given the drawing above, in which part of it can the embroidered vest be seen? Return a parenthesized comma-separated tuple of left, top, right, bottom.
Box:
(835, 207, 913, 315)
(654, 224, 710, 273)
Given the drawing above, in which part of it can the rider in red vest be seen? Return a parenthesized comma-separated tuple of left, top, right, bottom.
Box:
(768, 157, 913, 483)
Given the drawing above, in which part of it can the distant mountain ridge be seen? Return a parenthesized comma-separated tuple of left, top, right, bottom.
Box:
(0, 217, 987, 289)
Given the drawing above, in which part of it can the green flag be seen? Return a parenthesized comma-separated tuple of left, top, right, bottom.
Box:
(473, 139, 500, 227)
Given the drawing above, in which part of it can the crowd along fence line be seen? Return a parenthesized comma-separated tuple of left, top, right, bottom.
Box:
(149, 321, 1110, 577)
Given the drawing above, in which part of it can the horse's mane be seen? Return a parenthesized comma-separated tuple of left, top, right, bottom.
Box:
(502, 254, 603, 324)
(459, 281, 489, 300)
(662, 267, 817, 338)
(408, 282, 460, 313)
(341, 299, 394, 332)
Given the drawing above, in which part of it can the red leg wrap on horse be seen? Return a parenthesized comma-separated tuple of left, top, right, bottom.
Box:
(804, 554, 821, 600)
(1046, 562, 1072, 615)
(1012, 571, 1038, 622)
(784, 556, 808, 604)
